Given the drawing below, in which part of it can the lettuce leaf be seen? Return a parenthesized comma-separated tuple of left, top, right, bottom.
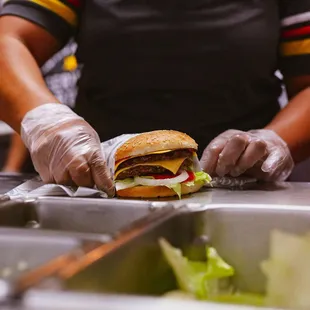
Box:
(159, 238, 234, 299)
(159, 238, 265, 307)
(261, 230, 310, 309)
(166, 183, 182, 199)
(185, 171, 212, 187)
(195, 171, 212, 184)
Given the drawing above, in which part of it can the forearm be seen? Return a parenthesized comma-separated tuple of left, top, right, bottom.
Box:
(0, 35, 59, 133)
(2, 133, 28, 173)
(265, 87, 310, 163)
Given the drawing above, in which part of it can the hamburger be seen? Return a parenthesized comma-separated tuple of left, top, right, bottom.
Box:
(114, 130, 211, 198)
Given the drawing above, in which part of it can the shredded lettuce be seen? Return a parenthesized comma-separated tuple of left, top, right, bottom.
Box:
(185, 171, 212, 187)
(159, 238, 264, 307)
(194, 171, 212, 183)
(159, 238, 234, 299)
(161, 230, 310, 309)
(115, 171, 211, 198)
(166, 183, 182, 199)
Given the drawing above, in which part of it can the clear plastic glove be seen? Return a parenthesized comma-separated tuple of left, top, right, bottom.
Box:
(21, 103, 115, 196)
(200, 129, 294, 181)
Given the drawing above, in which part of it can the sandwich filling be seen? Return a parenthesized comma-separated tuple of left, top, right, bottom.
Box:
(115, 149, 211, 198)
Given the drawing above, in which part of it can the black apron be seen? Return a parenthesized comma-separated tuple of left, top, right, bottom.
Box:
(75, 0, 281, 156)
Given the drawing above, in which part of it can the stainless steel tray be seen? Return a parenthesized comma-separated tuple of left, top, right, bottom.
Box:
(0, 228, 84, 303)
(0, 173, 34, 195)
(0, 229, 80, 281)
(0, 197, 170, 236)
(44, 204, 310, 298)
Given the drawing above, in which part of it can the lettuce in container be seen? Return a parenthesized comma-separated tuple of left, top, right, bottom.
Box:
(159, 238, 265, 307)
(160, 230, 310, 309)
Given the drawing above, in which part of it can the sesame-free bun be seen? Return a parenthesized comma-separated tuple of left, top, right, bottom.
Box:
(116, 183, 203, 198)
(115, 130, 198, 162)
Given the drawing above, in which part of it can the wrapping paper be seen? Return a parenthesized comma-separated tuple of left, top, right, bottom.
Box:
(6, 133, 257, 199)
(6, 133, 137, 199)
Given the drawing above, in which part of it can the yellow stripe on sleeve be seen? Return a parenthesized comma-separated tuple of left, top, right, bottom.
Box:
(30, 0, 77, 26)
(280, 38, 310, 56)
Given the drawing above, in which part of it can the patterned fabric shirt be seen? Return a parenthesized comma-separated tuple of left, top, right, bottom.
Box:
(2, 0, 310, 148)
(1, 0, 310, 78)
(41, 41, 81, 108)
(0, 0, 80, 107)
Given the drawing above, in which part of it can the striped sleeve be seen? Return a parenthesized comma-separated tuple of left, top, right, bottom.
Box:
(279, 0, 310, 76)
(0, 0, 82, 44)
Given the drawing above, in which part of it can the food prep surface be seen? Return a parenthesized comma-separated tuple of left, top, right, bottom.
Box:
(0, 172, 309, 207)
(0, 173, 309, 309)
(0, 173, 34, 196)
(169, 182, 310, 207)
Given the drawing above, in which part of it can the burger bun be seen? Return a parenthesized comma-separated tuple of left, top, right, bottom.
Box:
(115, 130, 198, 162)
(116, 182, 203, 198)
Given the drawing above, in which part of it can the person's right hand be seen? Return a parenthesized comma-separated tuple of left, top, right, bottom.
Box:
(21, 103, 115, 196)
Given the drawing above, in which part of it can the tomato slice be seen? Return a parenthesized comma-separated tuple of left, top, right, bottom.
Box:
(152, 174, 176, 179)
(150, 171, 195, 182)
(184, 171, 195, 182)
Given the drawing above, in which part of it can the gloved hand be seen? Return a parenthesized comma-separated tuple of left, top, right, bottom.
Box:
(21, 103, 115, 196)
(200, 129, 294, 181)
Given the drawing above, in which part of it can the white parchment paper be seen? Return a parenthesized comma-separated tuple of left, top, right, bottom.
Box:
(6, 133, 137, 199)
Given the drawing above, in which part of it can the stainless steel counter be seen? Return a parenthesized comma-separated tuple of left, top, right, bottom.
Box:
(0, 173, 35, 195)
(157, 182, 310, 208)
(0, 175, 309, 310)
(1, 173, 310, 207)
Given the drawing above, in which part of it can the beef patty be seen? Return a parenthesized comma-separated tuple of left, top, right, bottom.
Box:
(116, 158, 192, 180)
(116, 149, 193, 171)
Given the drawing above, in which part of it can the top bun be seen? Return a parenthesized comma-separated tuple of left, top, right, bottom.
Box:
(115, 130, 198, 162)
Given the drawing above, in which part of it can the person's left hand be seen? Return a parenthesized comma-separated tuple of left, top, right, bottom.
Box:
(200, 129, 294, 181)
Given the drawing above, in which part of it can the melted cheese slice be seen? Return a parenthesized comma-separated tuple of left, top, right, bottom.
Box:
(115, 149, 174, 171)
(115, 156, 188, 179)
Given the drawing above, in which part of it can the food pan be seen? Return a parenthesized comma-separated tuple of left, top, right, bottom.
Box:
(52, 204, 310, 297)
(0, 228, 80, 281)
(0, 227, 82, 302)
(0, 173, 34, 195)
(0, 197, 169, 236)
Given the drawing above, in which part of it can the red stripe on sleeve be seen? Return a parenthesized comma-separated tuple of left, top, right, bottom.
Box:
(282, 25, 310, 39)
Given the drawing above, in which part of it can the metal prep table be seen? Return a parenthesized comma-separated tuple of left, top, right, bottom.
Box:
(1, 172, 310, 206)
(0, 173, 309, 310)
(0, 173, 35, 196)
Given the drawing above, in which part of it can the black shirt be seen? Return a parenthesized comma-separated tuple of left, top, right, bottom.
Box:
(2, 0, 310, 153)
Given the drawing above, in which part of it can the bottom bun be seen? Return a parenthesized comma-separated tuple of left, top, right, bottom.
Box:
(117, 183, 204, 198)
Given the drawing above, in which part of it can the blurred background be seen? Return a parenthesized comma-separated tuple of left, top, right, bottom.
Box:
(0, 0, 308, 180)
